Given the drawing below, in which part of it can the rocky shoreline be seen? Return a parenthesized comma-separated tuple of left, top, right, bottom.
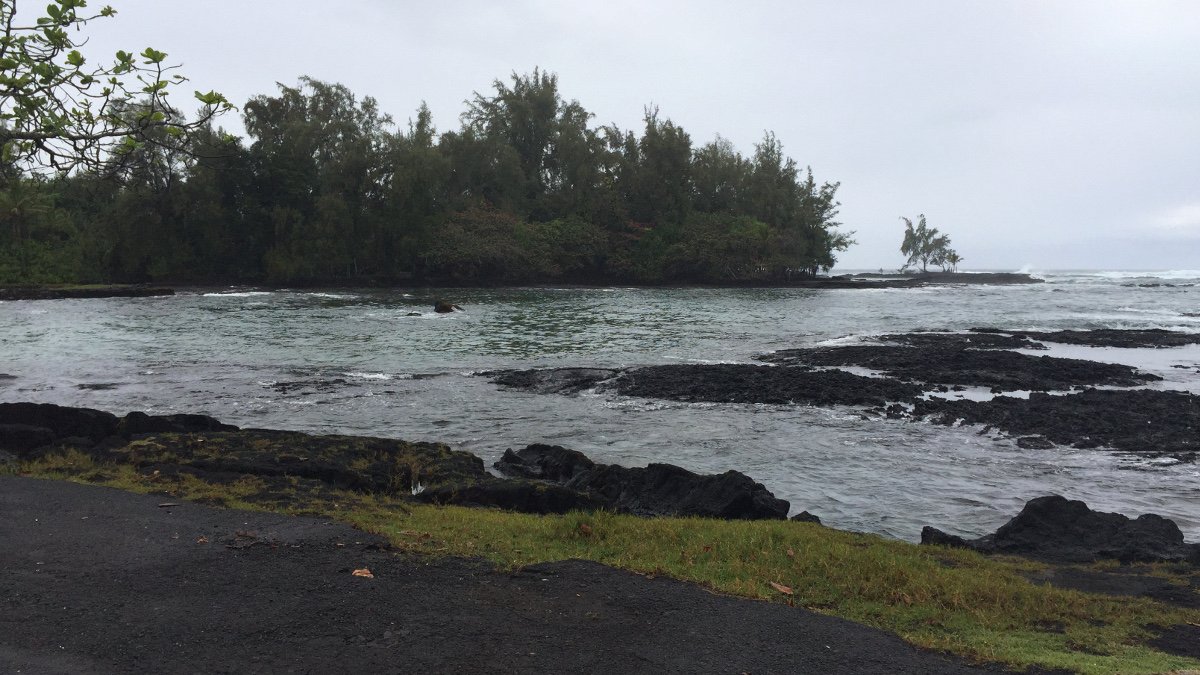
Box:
(0, 402, 792, 522)
(922, 495, 1200, 565)
(4, 400, 1200, 571)
(0, 284, 175, 301)
(491, 328, 1200, 461)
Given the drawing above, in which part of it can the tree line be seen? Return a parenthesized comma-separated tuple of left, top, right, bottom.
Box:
(0, 69, 854, 285)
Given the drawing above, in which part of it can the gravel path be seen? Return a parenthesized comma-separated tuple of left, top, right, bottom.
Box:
(1, 477, 1049, 674)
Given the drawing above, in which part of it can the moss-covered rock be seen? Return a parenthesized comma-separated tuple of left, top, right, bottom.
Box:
(102, 430, 487, 495)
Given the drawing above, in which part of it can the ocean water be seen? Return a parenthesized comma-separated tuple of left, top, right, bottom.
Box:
(2, 270, 1199, 541)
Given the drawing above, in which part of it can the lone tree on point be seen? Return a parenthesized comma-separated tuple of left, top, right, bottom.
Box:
(900, 214, 960, 273)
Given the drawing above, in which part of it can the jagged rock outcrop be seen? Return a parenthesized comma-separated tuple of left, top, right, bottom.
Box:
(0, 403, 793, 522)
(0, 402, 240, 459)
(495, 444, 790, 520)
(921, 495, 1200, 564)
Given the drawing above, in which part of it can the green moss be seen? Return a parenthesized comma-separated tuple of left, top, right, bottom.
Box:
(19, 453, 1200, 675)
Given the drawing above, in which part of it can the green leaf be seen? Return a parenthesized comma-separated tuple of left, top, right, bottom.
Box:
(140, 48, 166, 64)
(66, 50, 84, 67)
(194, 90, 227, 106)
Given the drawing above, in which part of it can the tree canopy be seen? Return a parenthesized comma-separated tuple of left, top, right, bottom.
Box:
(1, 68, 855, 285)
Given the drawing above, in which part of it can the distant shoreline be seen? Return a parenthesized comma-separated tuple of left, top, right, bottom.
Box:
(0, 285, 175, 301)
(1, 272, 1042, 299)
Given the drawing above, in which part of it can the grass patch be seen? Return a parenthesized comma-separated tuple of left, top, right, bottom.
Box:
(17, 451, 1200, 675)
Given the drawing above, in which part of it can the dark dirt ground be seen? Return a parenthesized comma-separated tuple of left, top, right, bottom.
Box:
(1023, 566, 1200, 610)
(1, 477, 1076, 675)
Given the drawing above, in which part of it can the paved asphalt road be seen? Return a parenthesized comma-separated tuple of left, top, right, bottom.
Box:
(0, 477, 1057, 674)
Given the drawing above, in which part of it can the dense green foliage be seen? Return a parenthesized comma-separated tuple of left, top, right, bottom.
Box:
(0, 0, 233, 175)
(1, 70, 853, 285)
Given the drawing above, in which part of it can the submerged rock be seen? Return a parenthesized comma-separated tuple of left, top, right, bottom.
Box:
(494, 444, 790, 520)
(921, 495, 1200, 564)
(490, 368, 621, 395)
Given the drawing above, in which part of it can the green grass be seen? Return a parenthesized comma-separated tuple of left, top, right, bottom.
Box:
(14, 451, 1200, 675)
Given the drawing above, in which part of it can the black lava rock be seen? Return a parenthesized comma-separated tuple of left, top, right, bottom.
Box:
(614, 364, 925, 407)
(415, 478, 607, 515)
(568, 463, 789, 520)
(760, 343, 1156, 392)
(119, 411, 239, 436)
(1021, 329, 1200, 349)
(790, 511, 822, 524)
(494, 444, 596, 481)
(921, 495, 1200, 564)
(914, 389, 1200, 460)
(495, 444, 790, 520)
(0, 402, 119, 444)
(490, 368, 621, 395)
(0, 424, 56, 457)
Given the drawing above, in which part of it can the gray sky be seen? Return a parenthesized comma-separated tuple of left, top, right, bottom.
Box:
(82, 0, 1200, 270)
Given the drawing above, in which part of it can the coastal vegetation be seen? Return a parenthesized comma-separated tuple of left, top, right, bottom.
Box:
(8, 452, 1200, 675)
(1, 53, 853, 285)
(0, 0, 234, 176)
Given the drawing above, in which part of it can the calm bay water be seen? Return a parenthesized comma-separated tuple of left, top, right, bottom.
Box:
(2, 270, 1199, 541)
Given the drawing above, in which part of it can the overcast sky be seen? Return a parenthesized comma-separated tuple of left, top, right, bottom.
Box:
(81, 0, 1200, 271)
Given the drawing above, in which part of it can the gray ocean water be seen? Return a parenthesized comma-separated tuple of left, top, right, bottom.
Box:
(2, 270, 1199, 542)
